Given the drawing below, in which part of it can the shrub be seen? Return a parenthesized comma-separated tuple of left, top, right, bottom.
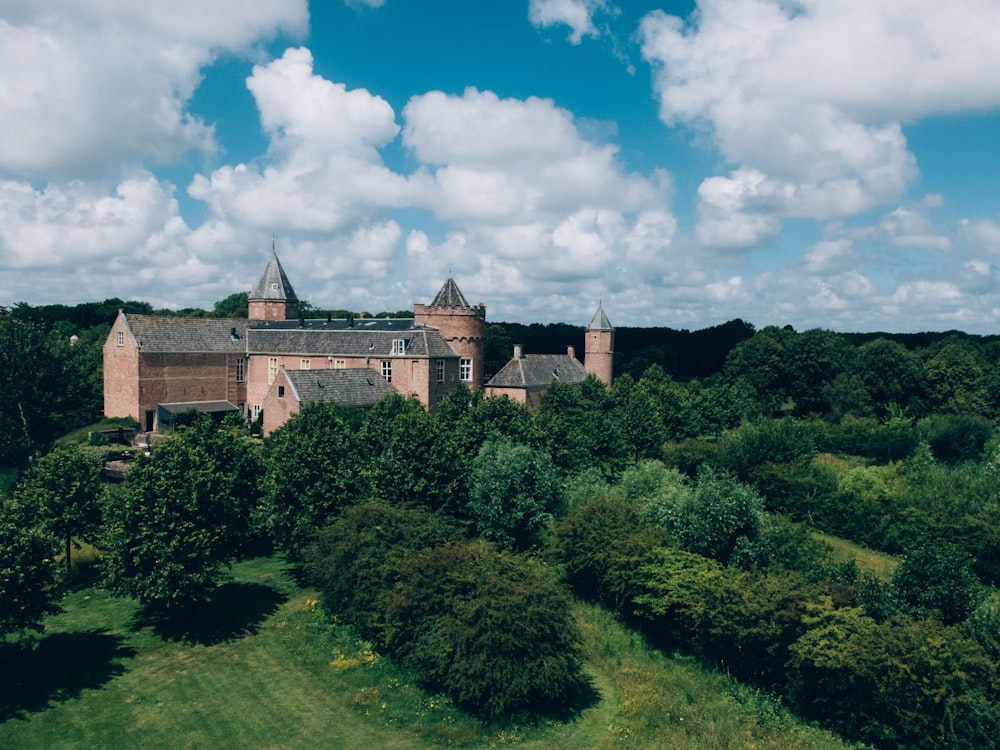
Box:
(919, 413, 994, 463)
(302, 500, 460, 637)
(892, 544, 984, 625)
(668, 466, 765, 566)
(716, 418, 817, 479)
(382, 540, 592, 721)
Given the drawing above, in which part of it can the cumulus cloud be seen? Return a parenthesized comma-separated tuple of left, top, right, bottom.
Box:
(189, 48, 412, 233)
(528, 0, 612, 44)
(640, 0, 1000, 247)
(0, 0, 307, 180)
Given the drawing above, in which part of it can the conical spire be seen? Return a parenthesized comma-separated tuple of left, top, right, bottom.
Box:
(250, 251, 298, 303)
(430, 276, 471, 308)
(588, 303, 612, 331)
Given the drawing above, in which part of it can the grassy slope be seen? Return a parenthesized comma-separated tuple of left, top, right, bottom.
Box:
(813, 530, 900, 581)
(0, 556, 857, 750)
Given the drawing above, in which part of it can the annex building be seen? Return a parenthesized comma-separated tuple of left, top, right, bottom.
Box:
(103, 252, 613, 435)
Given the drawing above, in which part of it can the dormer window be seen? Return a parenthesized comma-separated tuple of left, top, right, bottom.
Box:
(392, 339, 407, 356)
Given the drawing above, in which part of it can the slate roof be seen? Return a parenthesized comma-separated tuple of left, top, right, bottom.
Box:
(123, 314, 248, 353)
(430, 277, 472, 308)
(589, 304, 613, 331)
(284, 369, 396, 409)
(486, 353, 588, 389)
(247, 324, 457, 358)
(250, 251, 298, 302)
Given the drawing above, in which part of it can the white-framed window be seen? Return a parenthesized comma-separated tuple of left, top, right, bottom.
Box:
(392, 339, 407, 355)
(460, 357, 472, 382)
(300, 358, 311, 370)
(268, 357, 278, 385)
(334, 359, 346, 369)
(436, 359, 445, 383)
(277, 386, 285, 399)
(252, 404, 262, 419)
(381, 360, 392, 382)
(235, 358, 245, 383)
(116, 330, 124, 347)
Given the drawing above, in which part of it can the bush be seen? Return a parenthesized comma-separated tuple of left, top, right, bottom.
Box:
(919, 414, 994, 463)
(716, 418, 817, 479)
(553, 497, 669, 610)
(382, 540, 592, 721)
(892, 544, 984, 625)
(669, 466, 765, 566)
(302, 501, 460, 637)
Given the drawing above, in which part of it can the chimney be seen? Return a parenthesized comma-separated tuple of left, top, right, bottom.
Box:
(567, 345, 575, 359)
(513, 344, 523, 359)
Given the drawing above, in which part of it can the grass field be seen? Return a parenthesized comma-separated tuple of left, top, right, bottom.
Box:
(0, 555, 858, 749)
(813, 530, 900, 581)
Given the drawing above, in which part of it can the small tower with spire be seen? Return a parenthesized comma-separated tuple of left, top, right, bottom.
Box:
(413, 275, 486, 388)
(585, 303, 614, 385)
(248, 251, 299, 322)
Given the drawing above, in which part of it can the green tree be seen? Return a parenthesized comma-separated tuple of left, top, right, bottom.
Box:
(852, 338, 928, 418)
(303, 500, 460, 637)
(786, 328, 856, 415)
(467, 437, 562, 550)
(101, 421, 248, 611)
(259, 402, 368, 556)
(382, 540, 591, 720)
(360, 393, 467, 514)
(14, 445, 104, 571)
(535, 377, 627, 476)
(668, 466, 766, 566)
(211, 291, 248, 318)
(892, 544, 984, 625)
(0, 318, 100, 465)
(923, 339, 987, 415)
(723, 326, 793, 414)
(0, 495, 62, 637)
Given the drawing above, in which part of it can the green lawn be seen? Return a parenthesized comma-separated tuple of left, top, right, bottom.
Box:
(1, 555, 858, 749)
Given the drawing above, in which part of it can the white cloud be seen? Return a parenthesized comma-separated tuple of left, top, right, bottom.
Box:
(962, 219, 1000, 254)
(639, 0, 1000, 245)
(528, 0, 611, 44)
(189, 48, 412, 233)
(0, 1, 308, 180)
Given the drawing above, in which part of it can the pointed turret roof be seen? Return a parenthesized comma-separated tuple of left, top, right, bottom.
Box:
(430, 276, 471, 308)
(250, 251, 298, 302)
(588, 304, 612, 331)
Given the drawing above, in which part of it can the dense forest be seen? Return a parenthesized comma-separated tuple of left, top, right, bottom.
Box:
(3, 297, 1000, 748)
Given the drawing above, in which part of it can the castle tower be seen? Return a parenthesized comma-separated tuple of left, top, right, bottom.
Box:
(585, 303, 614, 385)
(413, 276, 486, 388)
(248, 251, 299, 322)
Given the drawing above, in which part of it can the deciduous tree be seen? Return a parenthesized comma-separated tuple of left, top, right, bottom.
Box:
(0, 496, 62, 637)
(467, 437, 562, 550)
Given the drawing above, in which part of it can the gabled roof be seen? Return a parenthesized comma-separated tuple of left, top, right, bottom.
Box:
(283, 369, 396, 410)
(588, 304, 613, 331)
(486, 353, 588, 389)
(121, 314, 248, 353)
(247, 325, 457, 358)
(429, 276, 471, 308)
(250, 251, 298, 302)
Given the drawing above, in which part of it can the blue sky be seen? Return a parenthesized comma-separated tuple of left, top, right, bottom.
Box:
(2, 1, 1000, 333)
